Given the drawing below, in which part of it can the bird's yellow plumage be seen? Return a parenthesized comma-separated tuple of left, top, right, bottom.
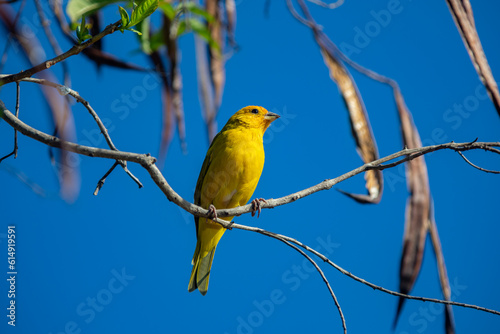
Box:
(188, 106, 280, 295)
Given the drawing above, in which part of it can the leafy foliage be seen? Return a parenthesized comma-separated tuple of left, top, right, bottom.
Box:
(67, 0, 123, 22)
(76, 15, 93, 43)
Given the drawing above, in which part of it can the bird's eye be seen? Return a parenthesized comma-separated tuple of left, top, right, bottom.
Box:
(251, 108, 259, 114)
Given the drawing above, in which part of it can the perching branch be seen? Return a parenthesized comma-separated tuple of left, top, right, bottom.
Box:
(1, 98, 500, 327)
(1, 100, 499, 220)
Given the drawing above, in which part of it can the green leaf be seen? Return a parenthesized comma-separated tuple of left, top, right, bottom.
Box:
(176, 2, 215, 23)
(79, 14, 87, 35)
(126, 28, 142, 35)
(186, 17, 206, 33)
(69, 22, 79, 31)
(187, 18, 220, 51)
(118, 6, 130, 27)
(76, 15, 92, 43)
(159, 3, 175, 21)
(136, 17, 152, 54)
(149, 29, 164, 52)
(66, 0, 122, 22)
(127, 0, 159, 28)
(177, 21, 186, 37)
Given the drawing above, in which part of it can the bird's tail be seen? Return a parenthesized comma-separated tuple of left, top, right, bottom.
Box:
(188, 240, 216, 295)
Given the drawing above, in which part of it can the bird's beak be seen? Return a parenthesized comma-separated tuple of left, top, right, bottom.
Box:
(264, 112, 280, 121)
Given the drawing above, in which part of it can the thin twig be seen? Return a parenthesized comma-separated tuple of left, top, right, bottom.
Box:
(14, 81, 19, 157)
(1, 77, 143, 192)
(221, 220, 500, 317)
(456, 151, 500, 174)
(279, 237, 346, 333)
(0, 163, 47, 197)
(289, 0, 399, 91)
(34, 0, 71, 87)
(118, 160, 143, 188)
(2, 77, 118, 150)
(0, 0, 26, 75)
(0, 81, 19, 163)
(94, 161, 120, 195)
(0, 19, 122, 86)
(48, 0, 73, 36)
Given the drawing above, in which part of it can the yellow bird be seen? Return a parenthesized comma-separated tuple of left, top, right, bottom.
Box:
(188, 106, 280, 295)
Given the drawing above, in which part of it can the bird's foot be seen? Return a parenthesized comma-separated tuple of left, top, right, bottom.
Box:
(226, 221, 234, 230)
(208, 204, 218, 221)
(251, 198, 267, 218)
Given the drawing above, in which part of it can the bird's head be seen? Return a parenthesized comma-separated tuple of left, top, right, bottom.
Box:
(226, 106, 280, 133)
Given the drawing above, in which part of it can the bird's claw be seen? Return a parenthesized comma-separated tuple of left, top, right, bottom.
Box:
(209, 204, 234, 230)
(251, 198, 267, 218)
(208, 204, 218, 221)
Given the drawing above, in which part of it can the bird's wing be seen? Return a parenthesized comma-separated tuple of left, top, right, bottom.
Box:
(193, 148, 213, 237)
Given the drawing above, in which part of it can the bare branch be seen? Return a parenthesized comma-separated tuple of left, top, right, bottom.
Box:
(0, 163, 47, 197)
(118, 160, 144, 189)
(0, 20, 122, 86)
(0, 0, 26, 74)
(0, 76, 143, 192)
(2, 100, 499, 219)
(34, 0, 70, 87)
(456, 151, 500, 174)
(94, 161, 120, 195)
(221, 220, 500, 317)
(4, 77, 118, 150)
(0, 81, 19, 163)
(279, 238, 346, 333)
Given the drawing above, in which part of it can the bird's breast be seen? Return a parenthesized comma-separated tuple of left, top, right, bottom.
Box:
(207, 129, 265, 208)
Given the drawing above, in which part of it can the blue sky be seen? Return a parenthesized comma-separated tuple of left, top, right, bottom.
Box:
(1, 0, 500, 333)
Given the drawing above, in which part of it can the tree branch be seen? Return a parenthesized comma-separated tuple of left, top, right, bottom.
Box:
(456, 151, 500, 174)
(222, 220, 500, 317)
(2, 3, 498, 332)
(1, 100, 499, 220)
(34, 0, 71, 87)
(1, 76, 143, 191)
(279, 237, 346, 333)
(1, 100, 500, 319)
(94, 161, 120, 195)
(0, 81, 19, 163)
(0, 20, 122, 86)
